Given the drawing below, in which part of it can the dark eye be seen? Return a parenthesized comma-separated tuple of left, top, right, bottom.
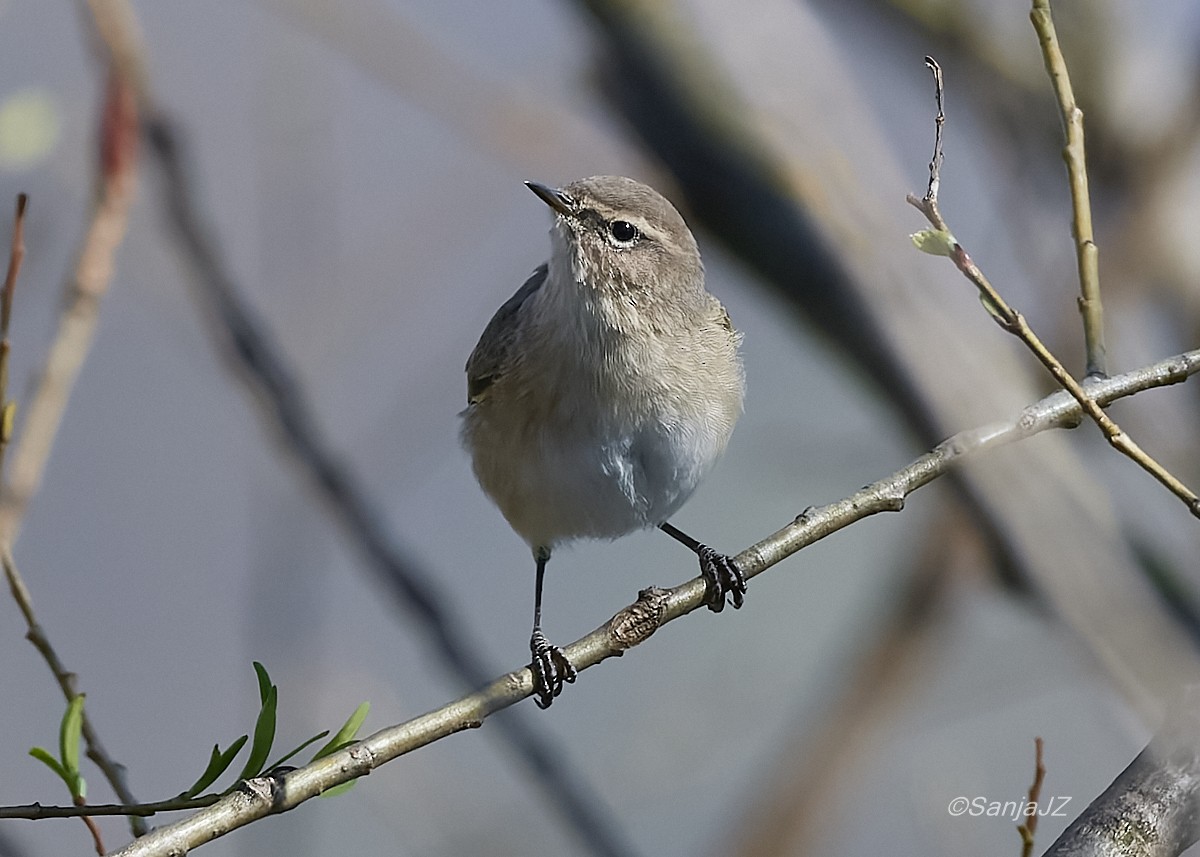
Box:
(609, 220, 640, 244)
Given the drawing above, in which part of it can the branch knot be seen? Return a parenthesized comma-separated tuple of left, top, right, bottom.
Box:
(607, 587, 669, 651)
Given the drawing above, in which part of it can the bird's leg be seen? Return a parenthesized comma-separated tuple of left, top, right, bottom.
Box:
(658, 522, 746, 613)
(529, 547, 576, 708)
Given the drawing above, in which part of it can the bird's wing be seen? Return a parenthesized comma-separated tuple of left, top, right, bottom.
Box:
(465, 264, 548, 404)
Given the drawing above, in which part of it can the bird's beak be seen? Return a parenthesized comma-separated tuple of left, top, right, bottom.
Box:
(525, 181, 573, 217)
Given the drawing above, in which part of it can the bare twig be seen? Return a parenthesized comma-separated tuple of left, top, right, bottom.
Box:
(0, 72, 138, 546)
(80, 809, 105, 856)
(0, 194, 27, 480)
(0, 6, 146, 840)
(0, 794, 220, 820)
(3, 548, 139, 840)
(1030, 0, 1107, 377)
(921, 56, 944, 203)
(89, 349, 1200, 856)
(1018, 737, 1046, 857)
(908, 59, 1200, 519)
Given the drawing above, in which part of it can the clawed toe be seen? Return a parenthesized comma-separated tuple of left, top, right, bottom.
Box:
(530, 628, 577, 708)
(698, 546, 746, 613)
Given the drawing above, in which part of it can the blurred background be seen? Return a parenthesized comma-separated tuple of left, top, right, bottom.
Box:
(1, 0, 1199, 855)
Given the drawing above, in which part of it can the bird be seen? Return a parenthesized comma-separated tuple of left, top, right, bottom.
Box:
(461, 175, 746, 708)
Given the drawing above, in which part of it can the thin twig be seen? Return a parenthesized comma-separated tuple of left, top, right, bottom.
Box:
(84, 348, 1200, 856)
(921, 56, 944, 203)
(0, 11, 147, 841)
(0, 75, 138, 546)
(3, 548, 138, 841)
(908, 59, 1200, 519)
(1017, 737, 1046, 857)
(0, 794, 220, 820)
(0, 194, 26, 481)
(80, 806, 105, 856)
(1030, 0, 1107, 377)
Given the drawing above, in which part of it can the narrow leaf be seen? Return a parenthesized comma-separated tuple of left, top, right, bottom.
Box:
(267, 730, 329, 772)
(313, 702, 370, 761)
(237, 685, 277, 779)
(252, 661, 272, 706)
(183, 735, 248, 798)
(30, 746, 71, 785)
(59, 695, 85, 779)
(31, 746, 85, 800)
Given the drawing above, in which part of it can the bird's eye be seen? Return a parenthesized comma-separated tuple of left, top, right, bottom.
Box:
(608, 220, 640, 245)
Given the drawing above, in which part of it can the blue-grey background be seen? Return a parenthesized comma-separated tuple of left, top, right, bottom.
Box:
(1, 1, 1198, 855)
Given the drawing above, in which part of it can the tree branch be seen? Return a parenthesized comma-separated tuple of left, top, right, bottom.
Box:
(0, 10, 145, 834)
(909, 59, 1200, 520)
(1040, 687, 1200, 857)
(87, 348, 1199, 856)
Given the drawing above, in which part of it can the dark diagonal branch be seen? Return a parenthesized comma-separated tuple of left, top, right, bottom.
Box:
(138, 114, 639, 857)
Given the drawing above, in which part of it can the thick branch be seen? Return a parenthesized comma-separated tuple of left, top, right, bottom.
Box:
(1040, 687, 1200, 857)
(94, 349, 1199, 857)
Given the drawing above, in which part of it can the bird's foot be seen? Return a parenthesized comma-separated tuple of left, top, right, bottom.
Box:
(697, 545, 746, 613)
(530, 628, 576, 709)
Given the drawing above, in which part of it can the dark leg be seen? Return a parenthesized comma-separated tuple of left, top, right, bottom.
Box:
(659, 522, 746, 613)
(529, 546, 576, 709)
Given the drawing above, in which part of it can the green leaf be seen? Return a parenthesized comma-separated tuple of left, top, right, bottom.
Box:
(266, 730, 329, 772)
(237, 684, 277, 780)
(183, 735, 248, 798)
(31, 746, 86, 800)
(910, 227, 956, 257)
(59, 696, 85, 788)
(30, 746, 71, 785)
(252, 661, 272, 706)
(313, 702, 370, 761)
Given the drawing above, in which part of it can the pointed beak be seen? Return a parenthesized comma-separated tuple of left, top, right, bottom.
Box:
(525, 181, 573, 217)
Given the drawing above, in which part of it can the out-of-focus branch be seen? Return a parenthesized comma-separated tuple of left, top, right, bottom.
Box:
(1040, 687, 1200, 857)
(0, 71, 138, 547)
(0, 199, 118, 851)
(0, 194, 26, 480)
(99, 348, 1200, 857)
(138, 115, 640, 857)
(0, 4, 146, 837)
(1030, 0, 1106, 377)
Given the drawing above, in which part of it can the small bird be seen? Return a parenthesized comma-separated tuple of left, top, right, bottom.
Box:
(461, 176, 746, 708)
